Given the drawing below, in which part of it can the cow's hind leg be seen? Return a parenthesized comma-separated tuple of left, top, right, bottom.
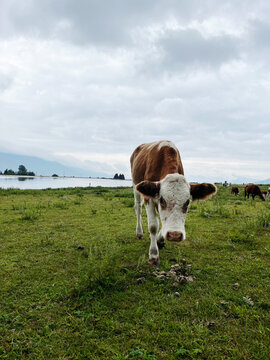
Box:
(134, 188, 143, 239)
(145, 199, 160, 265)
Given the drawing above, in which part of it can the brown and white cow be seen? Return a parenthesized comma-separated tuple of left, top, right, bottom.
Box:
(244, 184, 265, 201)
(261, 190, 267, 199)
(231, 186, 239, 196)
(130, 140, 217, 265)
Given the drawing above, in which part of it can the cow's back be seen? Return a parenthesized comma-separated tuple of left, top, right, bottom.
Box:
(245, 184, 259, 194)
(130, 141, 184, 185)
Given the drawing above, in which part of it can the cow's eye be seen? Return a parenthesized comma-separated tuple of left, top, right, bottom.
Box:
(159, 196, 167, 210)
(182, 199, 190, 213)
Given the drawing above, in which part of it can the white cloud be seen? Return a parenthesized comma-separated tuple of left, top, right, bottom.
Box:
(0, 0, 270, 181)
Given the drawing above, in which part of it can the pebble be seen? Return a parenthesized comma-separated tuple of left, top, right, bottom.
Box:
(178, 275, 187, 284)
(136, 277, 146, 284)
(243, 296, 254, 306)
(207, 321, 215, 329)
(220, 299, 229, 306)
(152, 262, 195, 287)
(170, 264, 181, 272)
(156, 274, 166, 281)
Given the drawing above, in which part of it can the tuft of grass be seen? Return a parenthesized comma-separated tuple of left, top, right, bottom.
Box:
(20, 207, 40, 221)
(121, 198, 135, 208)
(254, 211, 270, 229)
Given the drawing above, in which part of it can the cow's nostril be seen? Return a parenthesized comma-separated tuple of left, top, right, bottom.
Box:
(166, 231, 183, 242)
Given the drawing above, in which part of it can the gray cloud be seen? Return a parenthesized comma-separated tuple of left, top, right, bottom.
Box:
(159, 29, 239, 70)
(1, 0, 158, 45)
(0, 0, 270, 181)
(0, 73, 13, 92)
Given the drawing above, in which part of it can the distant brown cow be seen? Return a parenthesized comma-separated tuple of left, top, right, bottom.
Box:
(244, 184, 265, 201)
(231, 186, 239, 196)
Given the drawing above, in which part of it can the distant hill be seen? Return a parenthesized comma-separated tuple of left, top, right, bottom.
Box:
(187, 175, 254, 185)
(0, 152, 106, 178)
(229, 177, 255, 185)
(255, 178, 270, 185)
(186, 174, 270, 185)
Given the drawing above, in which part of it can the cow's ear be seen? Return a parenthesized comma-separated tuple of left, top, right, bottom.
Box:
(190, 183, 217, 201)
(136, 181, 160, 198)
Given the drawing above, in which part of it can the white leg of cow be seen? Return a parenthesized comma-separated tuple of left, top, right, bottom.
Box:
(134, 189, 143, 239)
(145, 199, 160, 265)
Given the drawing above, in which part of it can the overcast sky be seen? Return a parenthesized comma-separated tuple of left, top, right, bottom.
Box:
(1, 0, 270, 182)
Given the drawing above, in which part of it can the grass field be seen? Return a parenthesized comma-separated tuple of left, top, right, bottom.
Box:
(0, 185, 270, 359)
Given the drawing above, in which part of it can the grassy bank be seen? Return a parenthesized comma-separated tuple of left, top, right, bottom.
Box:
(0, 185, 269, 359)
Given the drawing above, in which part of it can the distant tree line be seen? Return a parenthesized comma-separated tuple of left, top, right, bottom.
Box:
(0, 165, 35, 176)
(113, 173, 125, 180)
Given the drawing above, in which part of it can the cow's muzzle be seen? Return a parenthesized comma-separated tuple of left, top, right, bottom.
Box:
(166, 231, 183, 242)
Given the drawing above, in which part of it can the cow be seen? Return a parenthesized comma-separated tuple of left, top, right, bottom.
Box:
(261, 190, 268, 200)
(231, 186, 239, 196)
(244, 184, 265, 201)
(130, 140, 217, 265)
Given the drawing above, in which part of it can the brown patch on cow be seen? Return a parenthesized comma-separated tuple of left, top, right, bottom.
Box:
(182, 199, 190, 213)
(159, 196, 167, 210)
(130, 140, 184, 185)
(136, 181, 160, 198)
(190, 183, 217, 201)
(150, 225, 157, 234)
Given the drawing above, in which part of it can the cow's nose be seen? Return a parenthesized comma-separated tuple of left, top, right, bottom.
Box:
(166, 231, 183, 242)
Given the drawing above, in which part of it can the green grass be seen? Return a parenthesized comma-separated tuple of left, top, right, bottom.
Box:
(0, 185, 269, 359)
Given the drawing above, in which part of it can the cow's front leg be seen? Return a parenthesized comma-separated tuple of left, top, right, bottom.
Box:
(134, 189, 143, 239)
(157, 231, 165, 249)
(145, 199, 160, 265)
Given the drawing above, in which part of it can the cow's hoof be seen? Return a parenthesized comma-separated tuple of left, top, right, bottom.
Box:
(157, 238, 165, 249)
(148, 258, 160, 266)
(136, 234, 143, 240)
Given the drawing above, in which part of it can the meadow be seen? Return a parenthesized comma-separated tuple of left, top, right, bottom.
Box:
(0, 185, 269, 359)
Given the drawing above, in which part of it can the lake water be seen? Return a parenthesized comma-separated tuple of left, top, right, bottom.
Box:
(0, 176, 133, 190)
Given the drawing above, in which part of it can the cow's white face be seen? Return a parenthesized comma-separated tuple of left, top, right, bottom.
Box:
(136, 173, 217, 245)
(157, 174, 190, 242)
